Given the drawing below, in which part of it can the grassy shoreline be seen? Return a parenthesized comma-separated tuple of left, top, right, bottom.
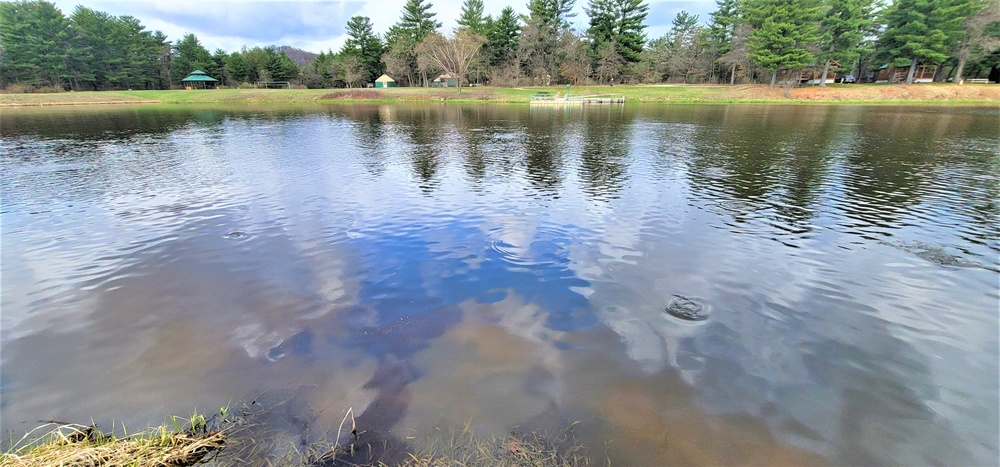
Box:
(2, 83, 998, 107)
(2, 401, 596, 466)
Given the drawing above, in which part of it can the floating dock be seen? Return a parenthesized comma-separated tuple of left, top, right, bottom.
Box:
(529, 92, 625, 105)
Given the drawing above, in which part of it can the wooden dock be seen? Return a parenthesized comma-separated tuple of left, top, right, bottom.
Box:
(529, 92, 625, 105)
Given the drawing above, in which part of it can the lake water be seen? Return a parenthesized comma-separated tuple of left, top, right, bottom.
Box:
(1, 103, 997, 465)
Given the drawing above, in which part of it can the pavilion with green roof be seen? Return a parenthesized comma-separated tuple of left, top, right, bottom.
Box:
(181, 70, 218, 89)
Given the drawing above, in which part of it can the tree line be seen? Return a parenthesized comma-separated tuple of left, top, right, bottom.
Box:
(1, 0, 998, 92)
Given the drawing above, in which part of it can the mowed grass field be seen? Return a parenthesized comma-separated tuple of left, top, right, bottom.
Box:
(2, 83, 998, 106)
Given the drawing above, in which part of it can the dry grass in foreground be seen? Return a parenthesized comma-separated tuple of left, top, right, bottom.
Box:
(1, 420, 225, 467)
(0, 400, 597, 466)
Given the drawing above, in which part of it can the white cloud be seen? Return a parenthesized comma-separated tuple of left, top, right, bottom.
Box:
(51, 0, 715, 53)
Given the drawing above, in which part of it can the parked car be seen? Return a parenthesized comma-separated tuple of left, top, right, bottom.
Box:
(842, 74, 857, 84)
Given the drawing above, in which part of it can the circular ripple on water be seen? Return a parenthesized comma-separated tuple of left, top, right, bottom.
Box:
(665, 295, 710, 322)
(487, 223, 573, 268)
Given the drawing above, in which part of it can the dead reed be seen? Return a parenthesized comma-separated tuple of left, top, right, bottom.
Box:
(1, 419, 225, 466)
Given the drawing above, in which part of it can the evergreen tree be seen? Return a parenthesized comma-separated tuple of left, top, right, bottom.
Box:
(243, 46, 272, 82)
(66, 6, 114, 89)
(486, 6, 521, 67)
(267, 49, 299, 82)
(341, 16, 384, 84)
(669, 10, 700, 38)
(816, 0, 879, 86)
(385, 0, 441, 86)
(879, 0, 976, 84)
(457, 0, 489, 36)
(211, 49, 229, 85)
(109, 15, 155, 89)
(527, 0, 576, 29)
(0, 0, 71, 87)
(396, 0, 441, 43)
(152, 30, 171, 89)
(709, 0, 741, 82)
(586, 0, 650, 64)
(710, 0, 741, 50)
(744, 0, 823, 87)
(171, 33, 213, 84)
(225, 51, 250, 84)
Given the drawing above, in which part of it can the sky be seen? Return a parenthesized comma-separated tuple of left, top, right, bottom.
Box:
(49, 0, 717, 54)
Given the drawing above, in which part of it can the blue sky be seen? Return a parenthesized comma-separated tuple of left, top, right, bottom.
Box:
(49, 0, 717, 54)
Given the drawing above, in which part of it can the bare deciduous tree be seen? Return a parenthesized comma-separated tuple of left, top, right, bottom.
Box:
(720, 24, 752, 85)
(382, 41, 416, 87)
(954, 2, 1000, 83)
(595, 40, 624, 84)
(415, 30, 485, 92)
(341, 55, 364, 88)
(558, 31, 591, 84)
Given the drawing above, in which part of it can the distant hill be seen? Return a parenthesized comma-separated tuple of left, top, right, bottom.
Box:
(279, 46, 318, 67)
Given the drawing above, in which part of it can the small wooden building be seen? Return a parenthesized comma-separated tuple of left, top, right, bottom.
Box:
(874, 62, 937, 83)
(776, 61, 841, 85)
(432, 73, 458, 88)
(181, 70, 218, 89)
(375, 74, 396, 88)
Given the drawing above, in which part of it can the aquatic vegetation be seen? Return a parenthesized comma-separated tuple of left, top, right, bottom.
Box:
(402, 421, 595, 467)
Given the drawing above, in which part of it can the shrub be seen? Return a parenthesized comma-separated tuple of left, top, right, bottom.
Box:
(1, 83, 65, 94)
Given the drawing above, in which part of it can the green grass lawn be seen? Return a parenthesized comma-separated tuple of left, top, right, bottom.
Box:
(2, 83, 997, 106)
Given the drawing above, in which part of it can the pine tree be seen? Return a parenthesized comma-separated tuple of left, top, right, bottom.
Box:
(486, 6, 521, 67)
(709, 0, 741, 82)
(151, 30, 171, 89)
(211, 49, 229, 85)
(386, 0, 441, 86)
(816, 0, 879, 86)
(66, 6, 112, 89)
(0, 0, 71, 87)
(171, 33, 213, 84)
(710, 0, 741, 51)
(527, 0, 576, 29)
(670, 10, 700, 38)
(457, 0, 489, 36)
(225, 51, 250, 85)
(879, 0, 977, 84)
(341, 16, 384, 84)
(396, 0, 441, 43)
(586, 0, 649, 63)
(108, 15, 153, 89)
(744, 0, 823, 88)
(267, 49, 299, 82)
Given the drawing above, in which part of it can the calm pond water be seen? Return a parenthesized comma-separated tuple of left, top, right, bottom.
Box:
(1, 103, 997, 465)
